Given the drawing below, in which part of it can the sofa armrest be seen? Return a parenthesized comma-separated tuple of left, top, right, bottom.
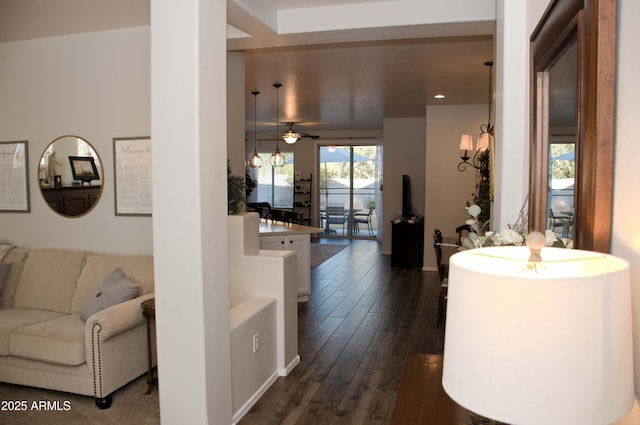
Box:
(84, 293, 155, 396)
(85, 293, 155, 342)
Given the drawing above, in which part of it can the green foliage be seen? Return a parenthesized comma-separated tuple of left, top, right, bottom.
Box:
(245, 173, 256, 197)
(550, 143, 575, 179)
(227, 160, 245, 215)
(319, 146, 378, 188)
(472, 180, 491, 225)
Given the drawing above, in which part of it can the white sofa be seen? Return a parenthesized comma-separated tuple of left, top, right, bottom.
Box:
(0, 247, 154, 408)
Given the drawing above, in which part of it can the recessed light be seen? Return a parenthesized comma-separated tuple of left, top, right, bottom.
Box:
(434, 94, 445, 99)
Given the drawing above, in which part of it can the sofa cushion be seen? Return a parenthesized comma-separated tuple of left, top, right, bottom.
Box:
(0, 308, 66, 355)
(71, 253, 154, 314)
(10, 314, 86, 366)
(80, 268, 139, 321)
(14, 250, 86, 314)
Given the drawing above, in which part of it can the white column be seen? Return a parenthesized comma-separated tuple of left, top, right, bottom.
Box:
(227, 52, 246, 177)
(151, 0, 232, 424)
(494, 0, 529, 229)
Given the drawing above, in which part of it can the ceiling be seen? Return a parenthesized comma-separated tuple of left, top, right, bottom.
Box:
(244, 37, 493, 134)
(0, 0, 495, 135)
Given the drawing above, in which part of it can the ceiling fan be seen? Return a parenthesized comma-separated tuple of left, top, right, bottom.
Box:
(282, 122, 320, 143)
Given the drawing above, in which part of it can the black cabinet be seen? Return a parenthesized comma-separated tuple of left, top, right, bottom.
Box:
(391, 216, 424, 269)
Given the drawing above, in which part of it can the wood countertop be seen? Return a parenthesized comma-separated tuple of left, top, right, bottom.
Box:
(259, 221, 324, 236)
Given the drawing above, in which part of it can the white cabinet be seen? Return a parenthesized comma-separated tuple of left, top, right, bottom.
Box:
(260, 233, 311, 302)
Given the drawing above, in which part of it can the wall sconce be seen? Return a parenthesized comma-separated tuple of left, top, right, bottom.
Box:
(270, 83, 285, 168)
(247, 90, 262, 168)
(442, 241, 634, 425)
(458, 61, 493, 174)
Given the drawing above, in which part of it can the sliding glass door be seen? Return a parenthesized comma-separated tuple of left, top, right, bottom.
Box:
(318, 145, 381, 239)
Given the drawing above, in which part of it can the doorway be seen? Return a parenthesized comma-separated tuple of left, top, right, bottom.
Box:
(318, 145, 382, 239)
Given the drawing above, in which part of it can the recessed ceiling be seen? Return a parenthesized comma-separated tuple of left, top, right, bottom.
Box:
(245, 36, 493, 133)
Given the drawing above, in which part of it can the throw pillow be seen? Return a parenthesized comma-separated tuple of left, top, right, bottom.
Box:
(0, 262, 10, 295)
(80, 267, 139, 321)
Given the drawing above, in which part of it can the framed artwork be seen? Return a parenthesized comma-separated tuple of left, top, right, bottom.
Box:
(0, 140, 30, 213)
(68, 156, 100, 185)
(113, 136, 152, 216)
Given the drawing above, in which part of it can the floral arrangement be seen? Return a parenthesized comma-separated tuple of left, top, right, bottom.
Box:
(460, 203, 572, 250)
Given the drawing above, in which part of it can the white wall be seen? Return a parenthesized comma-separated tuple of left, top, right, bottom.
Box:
(381, 117, 426, 255)
(612, 0, 640, 421)
(517, 0, 640, 421)
(227, 52, 246, 177)
(0, 27, 152, 254)
(424, 104, 485, 270)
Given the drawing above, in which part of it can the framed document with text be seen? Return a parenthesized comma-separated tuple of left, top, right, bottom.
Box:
(0, 141, 30, 213)
(113, 137, 152, 216)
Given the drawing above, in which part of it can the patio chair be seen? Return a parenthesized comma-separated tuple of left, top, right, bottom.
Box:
(549, 209, 570, 237)
(325, 206, 348, 235)
(353, 207, 374, 237)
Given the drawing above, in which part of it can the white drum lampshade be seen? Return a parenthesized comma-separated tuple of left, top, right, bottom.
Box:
(442, 246, 634, 425)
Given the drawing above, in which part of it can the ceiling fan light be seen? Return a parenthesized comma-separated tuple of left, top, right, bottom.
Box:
(283, 129, 299, 144)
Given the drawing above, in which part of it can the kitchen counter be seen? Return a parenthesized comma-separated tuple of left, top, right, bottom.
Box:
(258, 221, 323, 302)
(259, 221, 323, 236)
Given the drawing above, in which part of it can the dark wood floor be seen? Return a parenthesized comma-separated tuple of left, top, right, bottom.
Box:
(239, 239, 447, 425)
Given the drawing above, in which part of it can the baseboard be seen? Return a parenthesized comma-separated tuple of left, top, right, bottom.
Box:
(232, 370, 279, 425)
(278, 355, 300, 377)
(423, 266, 437, 272)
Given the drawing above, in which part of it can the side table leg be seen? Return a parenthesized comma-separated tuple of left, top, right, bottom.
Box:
(145, 316, 155, 394)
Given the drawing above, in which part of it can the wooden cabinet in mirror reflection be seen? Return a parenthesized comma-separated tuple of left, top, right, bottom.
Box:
(41, 185, 101, 217)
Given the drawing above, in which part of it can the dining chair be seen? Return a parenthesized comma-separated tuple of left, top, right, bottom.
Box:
(433, 228, 448, 326)
(455, 224, 472, 246)
(325, 206, 348, 235)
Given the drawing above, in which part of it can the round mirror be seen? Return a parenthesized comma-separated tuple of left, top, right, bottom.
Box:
(38, 135, 103, 217)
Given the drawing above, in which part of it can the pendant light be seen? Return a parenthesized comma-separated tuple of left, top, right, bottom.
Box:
(270, 83, 286, 167)
(248, 90, 262, 168)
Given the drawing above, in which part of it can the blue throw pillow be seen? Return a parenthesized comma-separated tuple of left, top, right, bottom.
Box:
(80, 267, 139, 321)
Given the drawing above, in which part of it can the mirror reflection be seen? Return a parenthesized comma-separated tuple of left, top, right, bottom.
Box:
(546, 38, 577, 242)
(39, 135, 103, 217)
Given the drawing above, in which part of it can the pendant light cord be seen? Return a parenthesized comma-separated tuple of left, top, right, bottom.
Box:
(252, 90, 259, 152)
(274, 83, 281, 150)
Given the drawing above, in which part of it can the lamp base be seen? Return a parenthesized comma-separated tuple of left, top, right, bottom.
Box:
(467, 410, 510, 425)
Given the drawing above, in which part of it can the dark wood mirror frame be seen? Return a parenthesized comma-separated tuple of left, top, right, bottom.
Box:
(529, 0, 616, 253)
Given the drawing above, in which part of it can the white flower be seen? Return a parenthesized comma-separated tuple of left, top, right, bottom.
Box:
(466, 204, 481, 218)
(499, 228, 524, 245)
(458, 202, 571, 251)
(544, 230, 558, 246)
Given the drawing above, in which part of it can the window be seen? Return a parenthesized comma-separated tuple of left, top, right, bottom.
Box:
(255, 151, 294, 208)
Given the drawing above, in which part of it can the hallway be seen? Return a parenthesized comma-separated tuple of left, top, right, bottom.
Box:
(239, 239, 445, 424)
